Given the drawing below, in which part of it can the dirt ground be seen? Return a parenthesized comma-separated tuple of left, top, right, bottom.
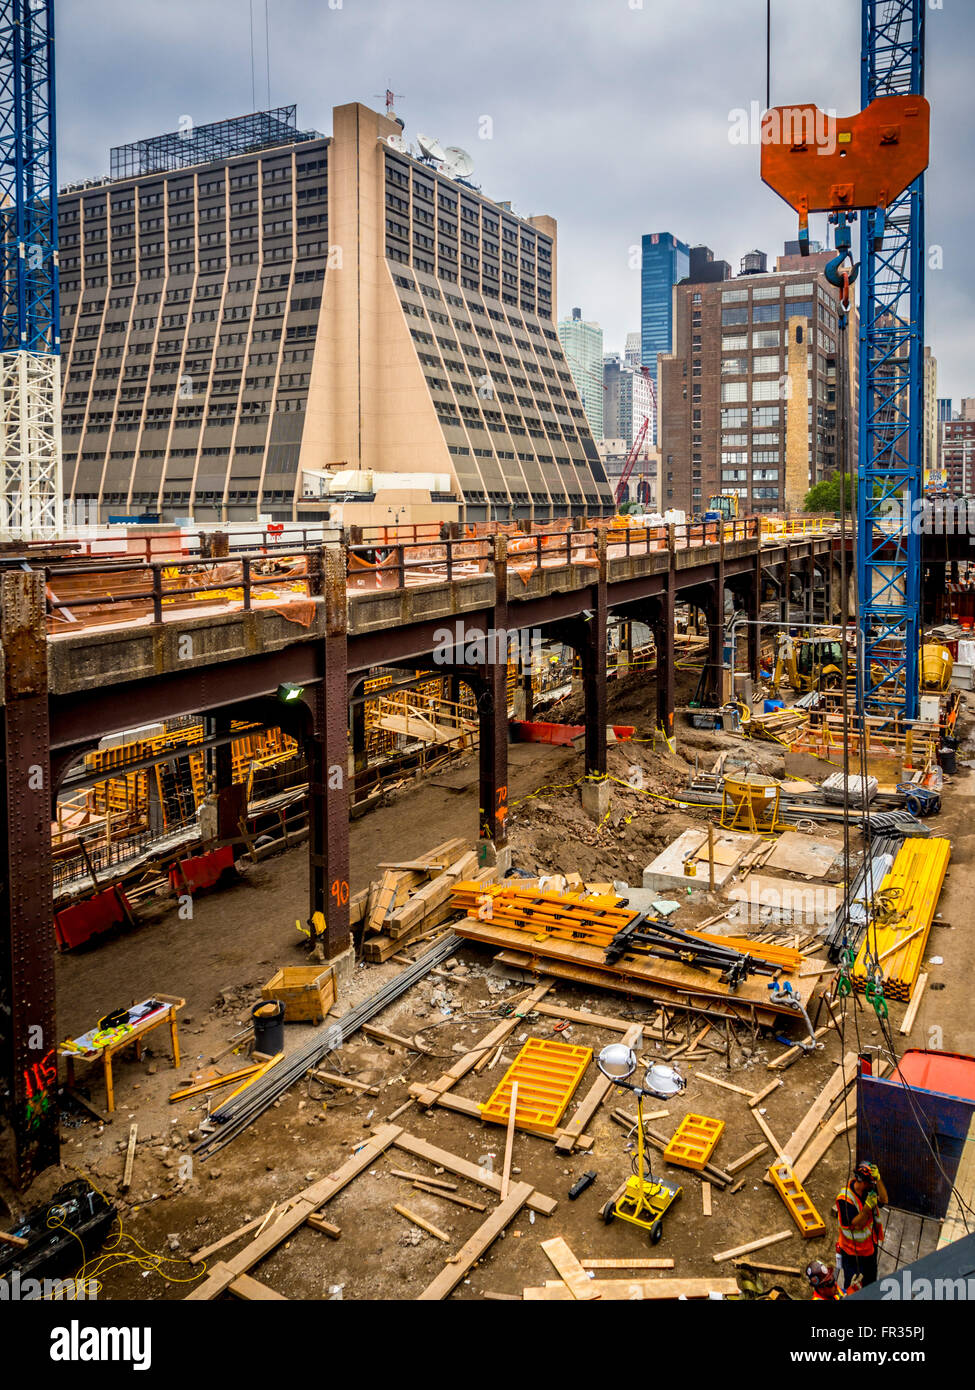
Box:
(9, 670, 974, 1302)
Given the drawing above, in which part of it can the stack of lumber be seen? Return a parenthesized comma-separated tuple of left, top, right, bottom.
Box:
(746, 707, 809, 745)
(852, 837, 950, 1002)
(449, 882, 811, 1018)
(360, 839, 496, 962)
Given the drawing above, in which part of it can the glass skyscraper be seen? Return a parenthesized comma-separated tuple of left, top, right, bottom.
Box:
(641, 233, 690, 384)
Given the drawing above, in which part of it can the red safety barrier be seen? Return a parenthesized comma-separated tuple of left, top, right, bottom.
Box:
(169, 844, 236, 896)
(54, 886, 133, 951)
(510, 721, 636, 746)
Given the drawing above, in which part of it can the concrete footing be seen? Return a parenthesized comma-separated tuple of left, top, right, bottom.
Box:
(582, 778, 611, 821)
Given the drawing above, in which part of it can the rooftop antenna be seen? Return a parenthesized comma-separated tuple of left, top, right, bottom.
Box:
(374, 87, 406, 117)
(416, 132, 446, 164)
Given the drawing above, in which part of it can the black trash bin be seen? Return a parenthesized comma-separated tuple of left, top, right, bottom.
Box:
(251, 999, 285, 1054)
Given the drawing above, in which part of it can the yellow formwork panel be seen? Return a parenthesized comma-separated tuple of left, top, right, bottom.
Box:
(768, 1161, 827, 1237)
(853, 837, 950, 1002)
(480, 1037, 592, 1137)
(663, 1113, 725, 1171)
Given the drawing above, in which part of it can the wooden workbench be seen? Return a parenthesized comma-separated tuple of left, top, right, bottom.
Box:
(60, 994, 185, 1113)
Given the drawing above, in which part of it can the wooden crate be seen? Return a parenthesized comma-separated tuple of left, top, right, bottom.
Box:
(261, 967, 335, 1024)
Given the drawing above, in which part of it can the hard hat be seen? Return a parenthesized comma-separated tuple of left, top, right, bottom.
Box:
(854, 1160, 875, 1183)
(806, 1260, 835, 1289)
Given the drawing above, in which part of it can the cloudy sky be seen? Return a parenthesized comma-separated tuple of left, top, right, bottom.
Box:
(59, 0, 972, 402)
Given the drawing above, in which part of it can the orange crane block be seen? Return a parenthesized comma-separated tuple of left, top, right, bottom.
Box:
(768, 1161, 827, 1238)
(663, 1114, 725, 1171)
(479, 1038, 592, 1137)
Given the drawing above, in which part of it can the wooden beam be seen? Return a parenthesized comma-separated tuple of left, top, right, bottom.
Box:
(702, 1181, 712, 1217)
(417, 1182, 534, 1301)
(121, 1123, 138, 1192)
(500, 1081, 519, 1201)
(228, 1272, 287, 1301)
(899, 973, 929, 1036)
(541, 1236, 600, 1300)
(733, 1260, 802, 1277)
(185, 1125, 403, 1299)
(412, 983, 551, 1105)
(580, 1258, 674, 1270)
(779, 1052, 859, 1166)
(413, 1182, 487, 1212)
(751, 1108, 785, 1158)
(388, 1130, 557, 1216)
(725, 1142, 770, 1176)
(394, 1205, 450, 1243)
(408, 1085, 594, 1148)
(388, 1167, 457, 1190)
(306, 1215, 341, 1239)
(524, 1277, 739, 1300)
(793, 1114, 855, 1186)
(713, 1230, 792, 1263)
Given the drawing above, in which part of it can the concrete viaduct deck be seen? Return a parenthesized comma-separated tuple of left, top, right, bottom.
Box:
(0, 520, 842, 1180)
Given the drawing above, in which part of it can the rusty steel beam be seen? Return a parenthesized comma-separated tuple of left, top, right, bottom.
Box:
(1, 571, 58, 1183)
(477, 535, 510, 849)
(748, 551, 762, 683)
(655, 574, 675, 740)
(307, 547, 351, 959)
(582, 531, 608, 779)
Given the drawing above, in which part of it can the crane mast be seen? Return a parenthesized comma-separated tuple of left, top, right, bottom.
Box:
(856, 0, 925, 719)
(0, 0, 60, 539)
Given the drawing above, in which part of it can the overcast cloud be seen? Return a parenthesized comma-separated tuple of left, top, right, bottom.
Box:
(57, 0, 973, 402)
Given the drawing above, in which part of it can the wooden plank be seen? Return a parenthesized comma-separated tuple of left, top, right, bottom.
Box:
(388, 1130, 558, 1216)
(388, 1167, 457, 1190)
(694, 1071, 754, 1099)
(712, 1230, 793, 1263)
(725, 1142, 770, 1176)
(793, 1115, 855, 1186)
(541, 1235, 600, 1300)
(228, 1272, 287, 1301)
(121, 1123, 138, 1192)
(394, 1205, 450, 1243)
(524, 1277, 739, 1300)
(581, 1258, 674, 1270)
(189, 1203, 297, 1265)
(412, 982, 551, 1105)
(899, 972, 929, 1036)
(0, 1230, 28, 1249)
(500, 1080, 518, 1201)
(702, 1181, 712, 1217)
(556, 1023, 642, 1153)
(748, 1079, 784, 1107)
(413, 1182, 487, 1212)
(408, 1085, 594, 1149)
(767, 1023, 833, 1070)
(779, 1051, 859, 1166)
(305, 1214, 341, 1239)
(750, 1108, 785, 1158)
(310, 1069, 380, 1095)
(185, 1125, 403, 1299)
(733, 1260, 802, 1276)
(417, 1182, 534, 1301)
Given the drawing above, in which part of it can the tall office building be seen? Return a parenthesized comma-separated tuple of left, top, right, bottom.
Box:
(603, 355, 653, 449)
(640, 233, 690, 382)
(624, 331, 641, 367)
(558, 307, 604, 441)
(59, 103, 612, 524)
(658, 256, 856, 514)
(922, 346, 938, 482)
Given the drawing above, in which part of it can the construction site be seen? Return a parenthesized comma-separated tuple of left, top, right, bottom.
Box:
(0, 0, 973, 1348)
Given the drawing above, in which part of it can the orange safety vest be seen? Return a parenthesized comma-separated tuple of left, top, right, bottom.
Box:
(835, 1184, 883, 1256)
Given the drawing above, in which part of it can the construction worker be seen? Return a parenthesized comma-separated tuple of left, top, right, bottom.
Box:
(835, 1160, 887, 1291)
(805, 1260, 861, 1300)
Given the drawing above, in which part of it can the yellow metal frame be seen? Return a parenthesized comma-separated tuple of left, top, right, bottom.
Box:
(480, 1037, 592, 1136)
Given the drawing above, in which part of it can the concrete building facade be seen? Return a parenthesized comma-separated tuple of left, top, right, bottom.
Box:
(602, 355, 654, 449)
(59, 103, 612, 525)
(658, 260, 856, 514)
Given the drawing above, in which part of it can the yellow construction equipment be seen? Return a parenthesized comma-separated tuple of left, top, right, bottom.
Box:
(920, 643, 953, 693)
(769, 634, 844, 695)
(704, 494, 740, 522)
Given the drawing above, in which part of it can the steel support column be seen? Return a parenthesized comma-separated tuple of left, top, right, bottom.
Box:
(654, 567, 675, 739)
(1, 569, 57, 1181)
(307, 547, 350, 959)
(748, 552, 762, 681)
(581, 530, 608, 779)
(477, 534, 510, 848)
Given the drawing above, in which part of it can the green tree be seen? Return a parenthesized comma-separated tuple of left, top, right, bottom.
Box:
(803, 472, 854, 514)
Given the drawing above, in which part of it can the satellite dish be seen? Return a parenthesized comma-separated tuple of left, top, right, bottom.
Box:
(385, 133, 409, 154)
(416, 132, 446, 163)
(442, 146, 474, 178)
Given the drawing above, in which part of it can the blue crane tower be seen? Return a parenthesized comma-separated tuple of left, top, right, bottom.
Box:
(856, 0, 925, 719)
(0, 0, 60, 537)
